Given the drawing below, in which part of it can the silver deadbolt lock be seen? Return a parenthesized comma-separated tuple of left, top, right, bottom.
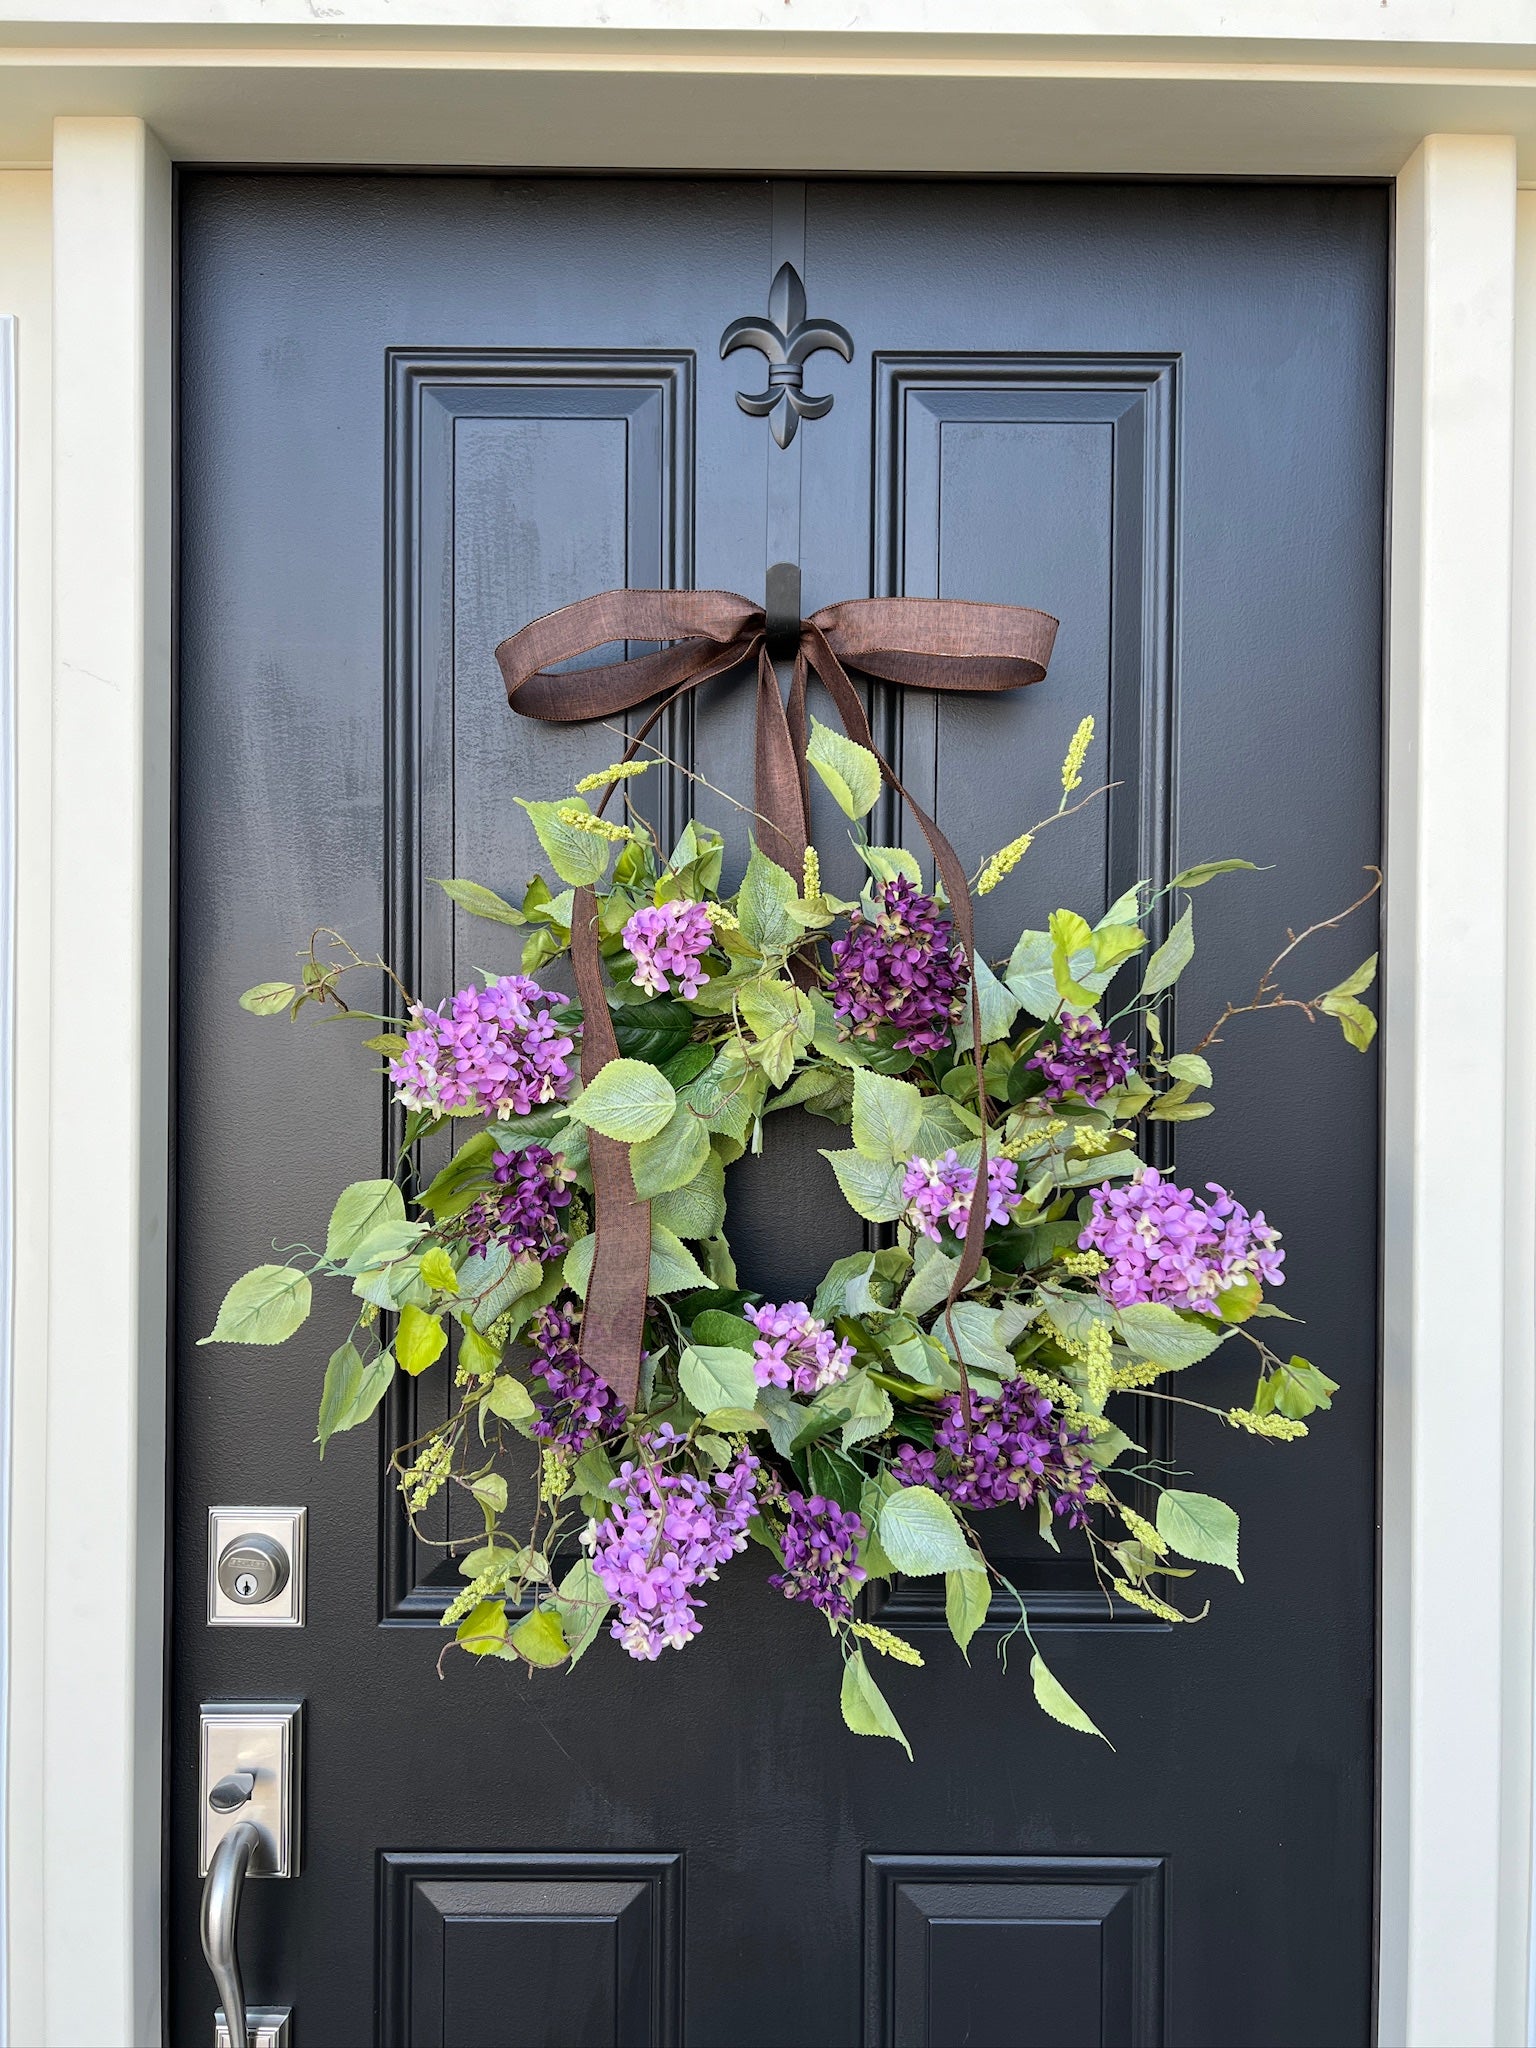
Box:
(217, 1533, 289, 1606)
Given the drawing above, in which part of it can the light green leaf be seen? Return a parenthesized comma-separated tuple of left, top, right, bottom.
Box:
(1049, 909, 1098, 1009)
(836, 1370, 894, 1451)
(455, 1598, 508, 1656)
(936, 1301, 1014, 1376)
(738, 844, 800, 952)
(340, 1219, 425, 1277)
(1170, 858, 1258, 889)
(1265, 1355, 1339, 1419)
(972, 954, 1021, 1046)
(1030, 1651, 1109, 1741)
(629, 1101, 712, 1197)
(851, 1068, 923, 1163)
(484, 1374, 537, 1425)
(1090, 924, 1146, 973)
(878, 1484, 978, 1576)
(1004, 929, 1059, 1020)
(1140, 905, 1195, 998)
(899, 1244, 960, 1317)
(508, 1606, 570, 1668)
(458, 1324, 501, 1379)
(567, 1059, 676, 1143)
(1163, 1052, 1213, 1088)
(396, 1303, 447, 1376)
(434, 876, 527, 926)
(201, 1264, 312, 1346)
(1115, 1301, 1226, 1371)
(470, 1471, 508, 1515)
(239, 980, 297, 1016)
(1317, 957, 1378, 1050)
(325, 1179, 406, 1263)
(420, 1246, 459, 1293)
(1156, 1488, 1242, 1578)
(858, 844, 925, 890)
(552, 1555, 611, 1667)
(650, 1146, 728, 1241)
(648, 1223, 710, 1294)
(806, 716, 882, 819)
(680, 1343, 761, 1415)
(514, 797, 612, 887)
(946, 1566, 993, 1659)
(822, 1148, 908, 1223)
(316, 1341, 394, 1454)
(1320, 951, 1378, 1002)
(840, 1650, 912, 1758)
(562, 1232, 596, 1299)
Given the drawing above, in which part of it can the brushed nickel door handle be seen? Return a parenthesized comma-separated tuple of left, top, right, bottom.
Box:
(200, 1819, 261, 2048)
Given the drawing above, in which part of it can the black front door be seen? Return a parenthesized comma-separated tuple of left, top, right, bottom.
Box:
(173, 174, 1385, 2047)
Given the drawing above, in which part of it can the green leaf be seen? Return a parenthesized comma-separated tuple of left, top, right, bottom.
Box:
(650, 1146, 728, 1241)
(1049, 909, 1098, 1009)
(1170, 858, 1258, 889)
(738, 843, 800, 952)
(648, 1224, 710, 1295)
(420, 1246, 459, 1293)
(325, 1179, 407, 1262)
(1090, 923, 1147, 973)
(201, 1264, 312, 1346)
(945, 1566, 992, 1659)
(822, 1148, 908, 1223)
(484, 1374, 536, 1425)
(1267, 1355, 1339, 1420)
(514, 797, 612, 887)
(851, 1069, 923, 1163)
(858, 844, 925, 891)
(840, 1650, 912, 1758)
(679, 1343, 760, 1415)
(972, 954, 1021, 1046)
(1317, 970, 1378, 1049)
(567, 1058, 677, 1143)
(899, 1244, 961, 1318)
(508, 1606, 570, 1667)
(1163, 1052, 1212, 1088)
(552, 1555, 611, 1667)
(878, 1484, 978, 1576)
(836, 1370, 894, 1452)
(239, 979, 297, 1016)
(1030, 1650, 1108, 1741)
(936, 1301, 1014, 1376)
(1140, 905, 1195, 998)
(1114, 1301, 1225, 1371)
(434, 876, 527, 926)
(340, 1219, 425, 1277)
(1004, 929, 1058, 1020)
(629, 1101, 712, 1197)
(316, 1341, 394, 1454)
(1156, 1488, 1242, 1578)
(396, 1303, 447, 1377)
(470, 1471, 508, 1515)
(806, 716, 882, 819)
(610, 999, 697, 1065)
(1319, 951, 1378, 1002)
(458, 1324, 501, 1379)
(561, 1232, 596, 1298)
(455, 1598, 508, 1656)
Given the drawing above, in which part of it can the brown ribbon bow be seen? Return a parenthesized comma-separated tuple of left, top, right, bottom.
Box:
(496, 588, 1058, 1411)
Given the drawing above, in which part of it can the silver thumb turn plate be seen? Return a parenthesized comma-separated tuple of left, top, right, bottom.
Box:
(200, 1702, 301, 2048)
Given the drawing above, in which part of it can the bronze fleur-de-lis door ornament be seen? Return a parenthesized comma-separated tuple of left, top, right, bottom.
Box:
(720, 259, 854, 448)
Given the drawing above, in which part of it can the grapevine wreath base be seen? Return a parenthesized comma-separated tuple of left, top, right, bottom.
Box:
(206, 588, 1375, 1754)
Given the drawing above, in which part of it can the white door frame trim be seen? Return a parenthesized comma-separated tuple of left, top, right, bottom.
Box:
(15, 93, 1530, 2048)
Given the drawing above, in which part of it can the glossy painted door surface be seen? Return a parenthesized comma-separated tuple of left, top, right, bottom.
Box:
(173, 174, 1385, 2047)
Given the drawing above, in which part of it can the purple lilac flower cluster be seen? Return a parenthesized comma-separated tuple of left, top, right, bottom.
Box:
(389, 975, 575, 1121)
(462, 1145, 572, 1261)
(743, 1300, 856, 1396)
(768, 1493, 867, 1621)
(895, 1381, 1098, 1528)
(527, 1300, 624, 1453)
(901, 1149, 1022, 1244)
(584, 1430, 760, 1659)
(1026, 1011, 1136, 1104)
(621, 899, 715, 1000)
(828, 875, 970, 1054)
(1078, 1166, 1285, 1312)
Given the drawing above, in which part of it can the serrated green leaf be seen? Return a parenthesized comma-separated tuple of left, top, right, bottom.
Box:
(822, 1148, 908, 1223)
(1267, 1355, 1339, 1420)
(851, 1069, 923, 1163)
(878, 1484, 977, 1576)
(1163, 1052, 1213, 1088)
(396, 1303, 447, 1376)
(899, 1243, 961, 1318)
(840, 1650, 912, 1757)
(420, 1246, 459, 1293)
(629, 1101, 712, 1197)
(455, 1598, 508, 1656)
(1114, 1301, 1225, 1370)
(201, 1264, 312, 1346)
(650, 1146, 728, 1240)
(514, 797, 613, 887)
(1317, 987, 1377, 1051)
(946, 1566, 993, 1659)
(484, 1374, 536, 1425)
(738, 843, 800, 952)
(972, 954, 1021, 1046)
(936, 1301, 1014, 1375)
(836, 1369, 894, 1452)
(806, 716, 882, 818)
(1049, 909, 1098, 1009)
(562, 1232, 596, 1299)
(858, 844, 925, 891)
(1156, 1488, 1242, 1578)
(508, 1606, 569, 1667)
(679, 1344, 760, 1415)
(648, 1224, 710, 1295)
(434, 876, 527, 926)
(239, 979, 297, 1016)
(1004, 929, 1059, 1020)
(1140, 905, 1194, 998)
(325, 1179, 406, 1262)
(1030, 1651, 1108, 1741)
(552, 1555, 611, 1666)
(691, 1308, 758, 1350)
(567, 1058, 677, 1143)
(316, 1341, 394, 1454)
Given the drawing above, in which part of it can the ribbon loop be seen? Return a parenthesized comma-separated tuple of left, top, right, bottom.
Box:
(495, 586, 1058, 1411)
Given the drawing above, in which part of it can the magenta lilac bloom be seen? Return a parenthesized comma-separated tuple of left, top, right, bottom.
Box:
(895, 1381, 1097, 1527)
(1027, 1011, 1136, 1105)
(769, 1493, 867, 1621)
(462, 1145, 573, 1261)
(828, 874, 970, 1054)
(528, 1299, 625, 1453)
(389, 975, 574, 1121)
(1078, 1166, 1285, 1312)
(584, 1429, 760, 1659)
(744, 1300, 856, 1396)
(901, 1150, 1022, 1243)
(622, 899, 715, 1000)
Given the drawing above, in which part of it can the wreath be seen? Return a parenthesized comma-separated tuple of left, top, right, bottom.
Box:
(206, 590, 1377, 1755)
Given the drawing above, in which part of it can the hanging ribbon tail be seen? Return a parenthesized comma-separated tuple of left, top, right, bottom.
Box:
(497, 586, 1059, 1417)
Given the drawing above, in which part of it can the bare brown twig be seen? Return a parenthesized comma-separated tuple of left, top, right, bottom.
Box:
(1190, 867, 1381, 1055)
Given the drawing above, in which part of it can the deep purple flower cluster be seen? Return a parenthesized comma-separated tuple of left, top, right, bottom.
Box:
(527, 1300, 625, 1453)
(389, 975, 575, 1121)
(828, 875, 970, 1054)
(584, 1429, 760, 1660)
(462, 1145, 572, 1260)
(901, 1149, 1022, 1243)
(743, 1300, 856, 1396)
(895, 1380, 1098, 1527)
(1078, 1166, 1285, 1312)
(1027, 1011, 1136, 1104)
(768, 1492, 867, 1621)
(622, 899, 715, 999)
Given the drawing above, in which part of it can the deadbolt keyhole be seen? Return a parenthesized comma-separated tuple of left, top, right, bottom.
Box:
(216, 1532, 290, 1607)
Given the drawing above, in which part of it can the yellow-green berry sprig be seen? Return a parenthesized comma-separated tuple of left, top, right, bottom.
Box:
(1055, 1249, 1108, 1279)
(538, 1445, 572, 1505)
(442, 1557, 514, 1627)
(704, 902, 739, 932)
(1113, 1581, 1189, 1622)
(556, 804, 637, 843)
(1060, 714, 1095, 800)
(1114, 1500, 1168, 1557)
(400, 1432, 454, 1513)
(574, 759, 653, 794)
(1226, 1406, 1309, 1440)
(976, 831, 1034, 896)
(802, 845, 821, 898)
(852, 1621, 925, 1666)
